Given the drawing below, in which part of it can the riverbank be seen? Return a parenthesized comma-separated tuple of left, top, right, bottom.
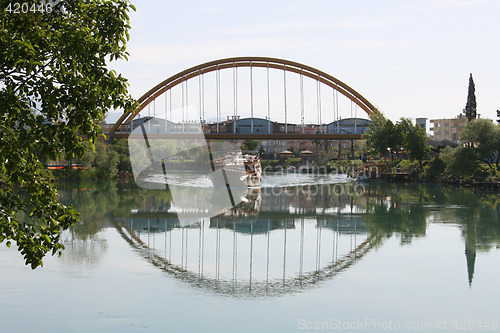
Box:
(44, 161, 500, 191)
(349, 157, 500, 189)
(40, 137, 500, 189)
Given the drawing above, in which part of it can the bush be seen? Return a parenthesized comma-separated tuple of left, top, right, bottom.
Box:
(326, 159, 362, 170)
(260, 160, 280, 170)
(422, 157, 446, 181)
(485, 167, 500, 183)
(397, 159, 418, 171)
(284, 157, 302, 166)
(440, 146, 479, 177)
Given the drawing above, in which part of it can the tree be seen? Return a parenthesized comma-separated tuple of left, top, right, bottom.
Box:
(460, 119, 500, 169)
(400, 119, 431, 164)
(363, 109, 390, 157)
(363, 109, 404, 159)
(241, 139, 259, 151)
(384, 120, 402, 159)
(440, 146, 479, 177)
(81, 141, 120, 178)
(111, 139, 132, 173)
(464, 73, 477, 122)
(364, 114, 430, 162)
(496, 110, 500, 124)
(0, 1, 136, 268)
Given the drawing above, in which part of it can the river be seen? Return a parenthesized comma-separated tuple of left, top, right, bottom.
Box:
(1, 175, 499, 332)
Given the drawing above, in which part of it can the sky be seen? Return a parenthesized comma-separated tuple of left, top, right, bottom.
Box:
(108, 0, 500, 126)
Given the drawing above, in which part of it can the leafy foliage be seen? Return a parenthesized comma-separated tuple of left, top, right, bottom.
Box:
(364, 111, 430, 162)
(440, 146, 480, 177)
(80, 140, 120, 178)
(363, 109, 395, 157)
(402, 119, 431, 164)
(460, 119, 500, 169)
(240, 139, 259, 151)
(0, 0, 136, 268)
(435, 119, 500, 180)
(111, 139, 132, 174)
(422, 156, 446, 181)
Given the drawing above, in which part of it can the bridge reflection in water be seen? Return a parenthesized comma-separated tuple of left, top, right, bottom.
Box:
(56, 179, 500, 297)
(113, 186, 377, 297)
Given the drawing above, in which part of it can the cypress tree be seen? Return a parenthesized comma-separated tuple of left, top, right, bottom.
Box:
(464, 73, 477, 122)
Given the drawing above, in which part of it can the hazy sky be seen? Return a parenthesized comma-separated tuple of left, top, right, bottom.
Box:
(109, 0, 500, 125)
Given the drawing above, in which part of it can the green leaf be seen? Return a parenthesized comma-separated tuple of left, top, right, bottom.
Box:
(0, 0, 136, 269)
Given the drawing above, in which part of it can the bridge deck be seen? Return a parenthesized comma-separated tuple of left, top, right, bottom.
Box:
(112, 133, 362, 140)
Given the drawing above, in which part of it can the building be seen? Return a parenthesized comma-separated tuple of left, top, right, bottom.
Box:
(207, 117, 299, 134)
(260, 139, 293, 156)
(326, 118, 371, 134)
(415, 118, 427, 132)
(111, 116, 208, 134)
(430, 115, 467, 142)
(231, 117, 275, 134)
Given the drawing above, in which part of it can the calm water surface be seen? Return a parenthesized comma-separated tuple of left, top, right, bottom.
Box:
(1, 175, 500, 332)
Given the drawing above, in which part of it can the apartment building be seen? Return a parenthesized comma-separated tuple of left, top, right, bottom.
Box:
(430, 114, 467, 141)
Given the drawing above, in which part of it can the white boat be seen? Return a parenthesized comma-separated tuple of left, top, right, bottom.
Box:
(209, 153, 262, 188)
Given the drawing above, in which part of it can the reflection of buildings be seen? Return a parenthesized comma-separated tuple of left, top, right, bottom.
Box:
(120, 217, 180, 233)
(210, 217, 294, 234)
(260, 185, 369, 216)
(317, 217, 365, 234)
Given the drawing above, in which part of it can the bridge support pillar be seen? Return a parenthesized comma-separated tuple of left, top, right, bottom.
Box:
(351, 140, 354, 160)
(338, 140, 342, 160)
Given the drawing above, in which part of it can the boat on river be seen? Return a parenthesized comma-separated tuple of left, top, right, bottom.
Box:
(209, 153, 262, 188)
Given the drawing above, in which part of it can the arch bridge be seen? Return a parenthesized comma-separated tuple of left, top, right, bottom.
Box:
(110, 57, 376, 140)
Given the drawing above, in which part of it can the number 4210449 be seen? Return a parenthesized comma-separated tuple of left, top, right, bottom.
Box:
(5, 3, 53, 14)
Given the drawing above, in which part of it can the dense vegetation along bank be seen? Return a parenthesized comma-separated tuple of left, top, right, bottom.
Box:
(44, 132, 500, 188)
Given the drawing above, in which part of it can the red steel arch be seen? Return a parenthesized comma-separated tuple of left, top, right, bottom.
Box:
(110, 57, 376, 133)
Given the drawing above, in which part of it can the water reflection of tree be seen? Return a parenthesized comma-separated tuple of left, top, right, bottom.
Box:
(361, 186, 428, 245)
(57, 181, 173, 238)
(360, 183, 500, 249)
(360, 183, 500, 286)
(433, 187, 500, 252)
(55, 181, 173, 265)
(57, 181, 500, 249)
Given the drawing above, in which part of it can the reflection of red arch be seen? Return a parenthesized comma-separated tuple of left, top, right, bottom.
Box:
(110, 57, 376, 133)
